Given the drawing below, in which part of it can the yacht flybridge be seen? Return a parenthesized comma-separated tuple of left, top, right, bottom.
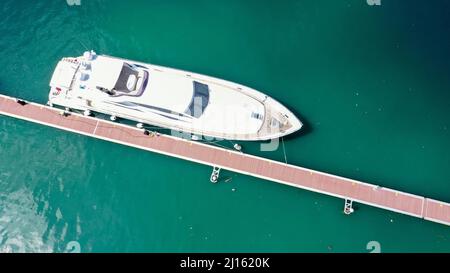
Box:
(49, 51, 302, 141)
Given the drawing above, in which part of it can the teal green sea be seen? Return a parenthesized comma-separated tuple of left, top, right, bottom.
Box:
(0, 0, 449, 252)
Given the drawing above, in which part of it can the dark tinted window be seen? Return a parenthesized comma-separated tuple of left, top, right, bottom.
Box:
(185, 81, 210, 118)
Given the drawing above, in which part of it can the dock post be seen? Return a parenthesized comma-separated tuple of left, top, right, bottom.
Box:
(344, 199, 354, 215)
(210, 166, 221, 183)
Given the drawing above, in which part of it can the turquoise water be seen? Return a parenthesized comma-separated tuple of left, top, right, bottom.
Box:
(0, 0, 449, 252)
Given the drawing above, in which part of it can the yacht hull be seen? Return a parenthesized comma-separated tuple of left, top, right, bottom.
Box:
(49, 52, 302, 141)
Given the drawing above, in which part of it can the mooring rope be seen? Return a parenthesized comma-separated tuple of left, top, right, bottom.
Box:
(281, 136, 287, 164)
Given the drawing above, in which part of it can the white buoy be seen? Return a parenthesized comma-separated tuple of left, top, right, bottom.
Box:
(211, 174, 218, 183)
(110, 115, 117, 121)
(83, 109, 91, 116)
(233, 143, 242, 151)
(136, 122, 144, 129)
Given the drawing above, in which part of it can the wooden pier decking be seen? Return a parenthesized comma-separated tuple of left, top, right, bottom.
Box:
(0, 94, 449, 226)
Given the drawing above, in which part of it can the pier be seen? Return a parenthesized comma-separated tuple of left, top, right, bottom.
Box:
(0, 94, 449, 226)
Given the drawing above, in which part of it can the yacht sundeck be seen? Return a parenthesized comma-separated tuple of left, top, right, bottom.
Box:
(49, 51, 302, 140)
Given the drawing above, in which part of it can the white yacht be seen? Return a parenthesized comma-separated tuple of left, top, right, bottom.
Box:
(48, 51, 302, 141)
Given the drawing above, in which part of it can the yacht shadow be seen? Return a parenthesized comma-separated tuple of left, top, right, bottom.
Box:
(270, 96, 313, 141)
(283, 108, 313, 141)
(255, 106, 312, 146)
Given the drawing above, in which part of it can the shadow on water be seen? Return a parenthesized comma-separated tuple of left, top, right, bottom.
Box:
(275, 97, 313, 141)
(253, 108, 312, 151)
(284, 109, 313, 141)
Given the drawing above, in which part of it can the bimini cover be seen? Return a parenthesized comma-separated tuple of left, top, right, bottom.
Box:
(90, 56, 124, 90)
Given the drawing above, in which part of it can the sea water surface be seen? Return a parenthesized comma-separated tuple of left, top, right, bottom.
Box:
(0, 0, 449, 252)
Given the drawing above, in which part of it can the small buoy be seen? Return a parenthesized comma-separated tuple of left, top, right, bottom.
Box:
(136, 123, 144, 129)
(110, 115, 117, 121)
(211, 175, 218, 183)
(233, 143, 242, 151)
(83, 109, 91, 116)
(231, 188, 236, 192)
